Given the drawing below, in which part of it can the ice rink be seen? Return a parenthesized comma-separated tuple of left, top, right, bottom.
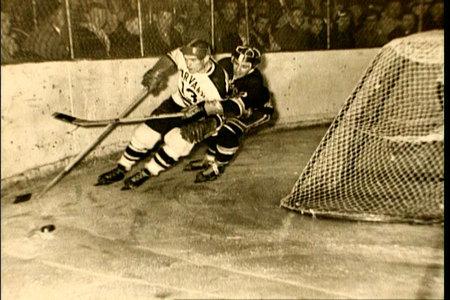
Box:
(1, 126, 444, 299)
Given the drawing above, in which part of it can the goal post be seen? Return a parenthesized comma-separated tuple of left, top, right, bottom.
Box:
(281, 30, 444, 224)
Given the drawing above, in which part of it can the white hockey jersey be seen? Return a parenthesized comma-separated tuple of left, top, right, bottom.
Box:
(167, 48, 228, 107)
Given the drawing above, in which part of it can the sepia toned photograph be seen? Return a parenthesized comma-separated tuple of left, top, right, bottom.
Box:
(1, 0, 444, 298)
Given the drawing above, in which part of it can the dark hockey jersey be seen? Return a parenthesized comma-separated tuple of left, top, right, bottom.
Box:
(218, 57, 273, 130)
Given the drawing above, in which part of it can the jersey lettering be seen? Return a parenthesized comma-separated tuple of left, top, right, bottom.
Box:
(180, 69, 206, 103)
(181, 81, 198, 103)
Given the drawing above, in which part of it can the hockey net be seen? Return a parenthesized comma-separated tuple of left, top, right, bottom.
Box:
(281, 30, 444, 224)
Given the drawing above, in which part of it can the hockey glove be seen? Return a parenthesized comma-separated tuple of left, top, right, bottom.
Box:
(141, 55, 176, 95)
(182, 103, 206, 121)
(180, 117, 219, 143)
(182, 100, 224, 121)
(259, 102, 275, 117)
(141, 69, 167, 95)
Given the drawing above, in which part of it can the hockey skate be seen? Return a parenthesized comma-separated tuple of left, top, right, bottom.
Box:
(183, 158, 211, 171)
(121, 169, 151, 190)
(95, 165, 127, 186)
(195, 163, 225, 183)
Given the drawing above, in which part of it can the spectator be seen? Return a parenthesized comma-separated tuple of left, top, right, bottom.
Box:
(309, 15, 326, 50)
(275, 9, 290, 30)
(252, 0, 282, 29)
(236, 17, 251, 46)
(215, 0, 240, 53)
(275, 0, 312, 28)
(1, 11, 20, 64)
(291, 0, 309, 9)
(175, 0, 210, 44)
(72, 3, 111, 59)
(388, 12, 417, 40)
(218, 19, 245, 53)
(108, 0, 130, 24)
(235, 15, 275, 51)
(310, 0, 327, 18)
(103, 10, 119, 36)
(109, 15, 141, 58)
(368, 1, 386, 13)
(348, 3, 365, 32)
(355, 9, 384, 48)
(410, 0, 433, 31)
(378, 0, 403, 44)
(21, 2, 70, 61)
(423, 1, 443, 30)
(2, 0, 34, 35)
(273, 7, 312, 51)
(250, 14, 273, 52)
(275, 0, 306, 29)
(332, 0, 346, 20)
(143, 5, 183, 56)
(330, 10, 355, 49)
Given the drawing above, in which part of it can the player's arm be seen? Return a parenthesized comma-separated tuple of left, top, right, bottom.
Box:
(141, 54, 177, 95)
(223, 78, 271, 117)
(184, 79, 270, 120)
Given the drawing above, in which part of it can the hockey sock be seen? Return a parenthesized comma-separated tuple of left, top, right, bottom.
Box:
(118, 123, 162, 170)
(145, 147, 177, 176)
(145, 127, 195, 175)
(214, 144, 238, 166)
(118, 144, 150, 171)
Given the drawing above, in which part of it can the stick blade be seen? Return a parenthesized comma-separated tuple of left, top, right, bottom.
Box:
(52, 112, 76, 124)
(14, 193, 32, 204)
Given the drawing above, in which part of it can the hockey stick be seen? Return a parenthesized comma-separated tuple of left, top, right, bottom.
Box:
(52, 111, 185, 127)
(14, 88, 151, 203)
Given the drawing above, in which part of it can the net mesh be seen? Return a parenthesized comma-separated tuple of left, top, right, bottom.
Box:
(281, 30, 444, 224)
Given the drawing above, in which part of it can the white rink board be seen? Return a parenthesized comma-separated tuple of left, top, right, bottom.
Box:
(1, 48, 378, 181)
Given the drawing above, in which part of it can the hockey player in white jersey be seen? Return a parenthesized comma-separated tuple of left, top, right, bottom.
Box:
(96, 39, 228, 189)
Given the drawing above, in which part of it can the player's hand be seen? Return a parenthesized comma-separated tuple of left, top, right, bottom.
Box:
(181, 103, 206, 120)
(141, 69, 166, 95)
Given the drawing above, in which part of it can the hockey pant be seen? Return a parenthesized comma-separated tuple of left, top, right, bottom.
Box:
(204, 121, 244, 167)
(118, 97, 194, 175)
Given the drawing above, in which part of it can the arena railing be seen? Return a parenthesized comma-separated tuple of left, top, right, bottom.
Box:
(0, 0, 442, 65)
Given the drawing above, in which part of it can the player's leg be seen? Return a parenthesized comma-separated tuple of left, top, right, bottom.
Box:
(195, 123, 244, 183)
(96, 97, 184, 185)
(122, 127, 196, 189)
(183, 135, 218, 171)
(122, 116, 220, 189)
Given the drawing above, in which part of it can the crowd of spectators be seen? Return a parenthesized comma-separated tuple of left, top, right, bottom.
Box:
(1, 0, 444, 65)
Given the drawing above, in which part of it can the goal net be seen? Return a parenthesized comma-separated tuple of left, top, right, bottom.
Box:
(281, 30, 444, 224)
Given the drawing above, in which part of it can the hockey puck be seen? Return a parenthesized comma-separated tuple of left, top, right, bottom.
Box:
(13, 193, 32, 204)
(40, 224, 55, 233)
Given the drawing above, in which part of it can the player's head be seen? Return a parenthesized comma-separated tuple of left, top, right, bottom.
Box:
(182, 39, 212, 73)
(231, 45, 261, 78)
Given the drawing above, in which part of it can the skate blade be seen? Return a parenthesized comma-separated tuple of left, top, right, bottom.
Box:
(183, 165, 202, 172)
(194, 176, 216, 183)
(183, 161, 207, 172)
(94, 180, 121, 186)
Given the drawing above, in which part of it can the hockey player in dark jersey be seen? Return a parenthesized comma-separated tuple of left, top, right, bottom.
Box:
(96, 39, 228, 190)
(183, 45, 274, 182)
